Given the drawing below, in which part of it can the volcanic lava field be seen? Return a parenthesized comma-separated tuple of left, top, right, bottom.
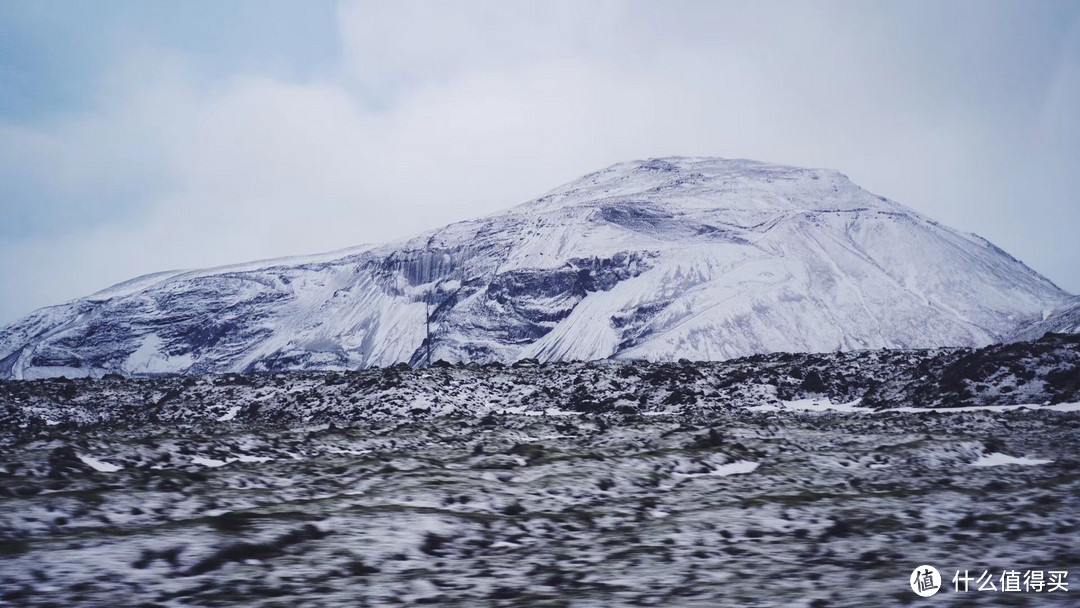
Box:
(1, 336, 1079, 607)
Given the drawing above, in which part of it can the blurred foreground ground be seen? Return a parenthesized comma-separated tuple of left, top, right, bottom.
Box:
(2, 402, 1078, 606)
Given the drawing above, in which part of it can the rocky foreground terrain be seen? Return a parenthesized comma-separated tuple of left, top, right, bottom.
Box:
(1, 334, 1078, 607)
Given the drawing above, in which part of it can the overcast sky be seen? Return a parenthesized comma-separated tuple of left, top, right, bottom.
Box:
(1, 0, 1078, 324)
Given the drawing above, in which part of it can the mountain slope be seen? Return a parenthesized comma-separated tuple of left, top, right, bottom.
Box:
(1006, 296, 1080, 342)
(0, 157, 1071, 379)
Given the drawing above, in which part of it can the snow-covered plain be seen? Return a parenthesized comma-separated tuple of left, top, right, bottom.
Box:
(0, 157, 1072, 379)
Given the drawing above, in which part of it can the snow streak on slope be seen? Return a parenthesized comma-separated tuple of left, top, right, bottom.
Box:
(1007, 296, 1080, 342)
(0, 157, 1072, 378)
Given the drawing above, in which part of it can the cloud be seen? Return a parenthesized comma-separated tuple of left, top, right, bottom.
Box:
(1, 0, 1078, 324)
(335, 0, 626, 94)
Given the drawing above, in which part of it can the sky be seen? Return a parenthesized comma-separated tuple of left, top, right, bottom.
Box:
(1, 0, 1078, 324)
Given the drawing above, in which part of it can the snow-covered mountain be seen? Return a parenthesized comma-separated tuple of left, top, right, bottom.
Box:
(0, 157, 1072, 379)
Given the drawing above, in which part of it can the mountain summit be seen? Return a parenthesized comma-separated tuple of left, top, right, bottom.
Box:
(1, 157, 1071, 379)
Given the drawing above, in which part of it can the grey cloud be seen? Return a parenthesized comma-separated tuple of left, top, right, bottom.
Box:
(0, 0, 1077, 324)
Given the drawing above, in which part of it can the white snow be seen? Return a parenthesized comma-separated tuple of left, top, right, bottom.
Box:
(749, 399, 1080, 415)
(673, 460, 760, 479)
(217, 405, 241, 422)
(710, 460, 760, 476)
(234, 454, 273, 463)
(884, 402, 1080, 414)
(972, 453, 1053, 467)
(188, 453, 272, 467)
(750, 398, 862, 413)
(191, 456, 230, 468)
(77, 454, 122, 472)
(122, 333, 195, 375)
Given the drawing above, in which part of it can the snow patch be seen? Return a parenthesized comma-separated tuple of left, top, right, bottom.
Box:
(749, 400, 1080, 415)
(235, 454, 273, 463)
(78, 454, 122, 472)
(711, 460, 760, 476)
(751, 398, 862, 413)
(191, 456, 230, 468)
(123, 334, 195, 375)
(885, 402, 1080, 414)
(217, 405, 241, 422)
(972, 453, 1052, 467)
(674, 460, 760, 479)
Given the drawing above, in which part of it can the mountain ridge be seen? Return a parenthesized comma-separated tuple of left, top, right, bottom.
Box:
(1, 156, 1072, 379)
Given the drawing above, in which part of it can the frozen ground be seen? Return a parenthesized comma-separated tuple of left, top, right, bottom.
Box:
(1, 337, 1078, 607)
